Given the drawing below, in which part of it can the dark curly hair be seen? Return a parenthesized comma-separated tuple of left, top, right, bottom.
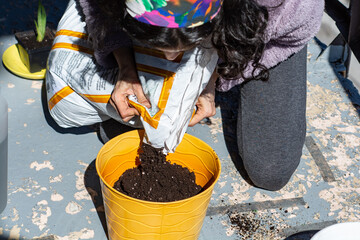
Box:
(91, 0, 269, 82)
(212, 0, 269, 81)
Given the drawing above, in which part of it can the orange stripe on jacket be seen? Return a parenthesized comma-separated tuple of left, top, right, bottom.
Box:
(79, 94, 110, 103)
(55, 30, 88, 39)
(49, 86, 110, 110)
(48, 86, 74, 110)
(52, 43, 94, 55)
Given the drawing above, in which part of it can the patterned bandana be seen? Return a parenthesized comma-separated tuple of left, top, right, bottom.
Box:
(126, 0, 223, 28)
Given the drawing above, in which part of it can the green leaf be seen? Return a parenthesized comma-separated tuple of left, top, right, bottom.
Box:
(35, 0, 47, 42)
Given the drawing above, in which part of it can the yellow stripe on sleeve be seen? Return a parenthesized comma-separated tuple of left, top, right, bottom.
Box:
(48, 86, 74, 110)
(55, 30, 88, 39)
(52, 43, 94, 55)
(79, 94, 111, 103)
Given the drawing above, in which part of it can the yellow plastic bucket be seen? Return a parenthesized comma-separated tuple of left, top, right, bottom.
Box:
(96, 130, 221, 240)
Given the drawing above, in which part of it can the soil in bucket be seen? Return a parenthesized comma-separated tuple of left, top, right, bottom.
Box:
(113, 143, 202, 202)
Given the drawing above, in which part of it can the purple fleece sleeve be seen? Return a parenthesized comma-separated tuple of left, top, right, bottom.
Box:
(217, 0, 325, 92)
(78, 0, 132, 68)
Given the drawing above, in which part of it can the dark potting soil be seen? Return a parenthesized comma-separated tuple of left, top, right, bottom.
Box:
(15, 27, 55, 51)
(113, 143, 202, 202)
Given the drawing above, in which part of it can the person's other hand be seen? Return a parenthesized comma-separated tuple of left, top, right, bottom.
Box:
(110, 47, 151, 122)
(188, 71, 218, 127)
(188, 91, 216, 126)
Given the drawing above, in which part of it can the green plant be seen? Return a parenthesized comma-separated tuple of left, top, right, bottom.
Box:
(34, 1, 47, 42)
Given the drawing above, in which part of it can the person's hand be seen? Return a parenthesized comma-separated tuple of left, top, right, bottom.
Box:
(110, 77, 151, 122)
(110, 47, 151, 122)
(188, 71, 218, 127)
(188, 91, 216, 126)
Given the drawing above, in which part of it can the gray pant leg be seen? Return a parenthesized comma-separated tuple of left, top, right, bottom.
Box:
(237, 46, 307, 191)
(216, 86, 252, 183)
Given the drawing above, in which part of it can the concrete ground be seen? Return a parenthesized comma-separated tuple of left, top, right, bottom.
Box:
(1, 1, 360, 239)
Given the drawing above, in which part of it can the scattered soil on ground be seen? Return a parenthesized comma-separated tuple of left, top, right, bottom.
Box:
(113, 143, 202, 202)
(228, 210, 281, 239)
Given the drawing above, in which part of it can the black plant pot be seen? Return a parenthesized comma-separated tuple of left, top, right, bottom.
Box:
(14, 27, 56, 73)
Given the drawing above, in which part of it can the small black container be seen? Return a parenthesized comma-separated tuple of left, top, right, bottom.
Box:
(14, 27, 55, 73)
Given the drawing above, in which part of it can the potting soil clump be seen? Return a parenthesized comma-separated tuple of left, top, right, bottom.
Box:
(113, 143, 202, 202)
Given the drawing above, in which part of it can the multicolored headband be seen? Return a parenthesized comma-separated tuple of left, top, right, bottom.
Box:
(126, 0, 223, 28)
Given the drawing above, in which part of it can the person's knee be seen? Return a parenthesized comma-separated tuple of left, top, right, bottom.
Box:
(250, 172, 294, 191)
(244, 155, 301, 191)
(49, 102, 101, 128)
(49, 107, 82, 128)
(238, 129, 305, 191)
